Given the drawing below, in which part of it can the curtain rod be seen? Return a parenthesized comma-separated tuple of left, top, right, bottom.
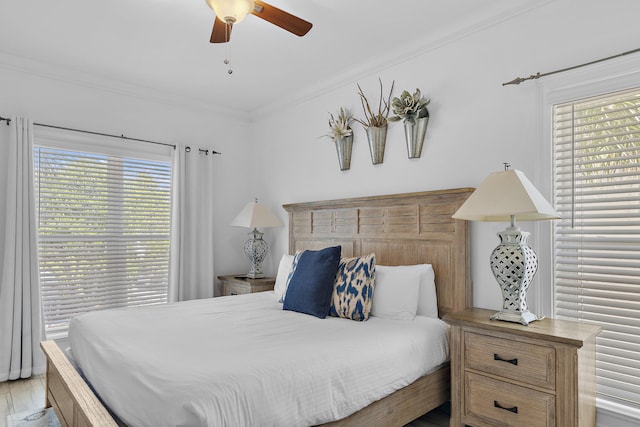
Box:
(0, 116, 221, 155)
(502, 47, 640, 86)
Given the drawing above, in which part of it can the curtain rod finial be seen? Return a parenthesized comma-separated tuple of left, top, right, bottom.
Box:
(502, 72, 542, 86)
(502, 77, 525, 86)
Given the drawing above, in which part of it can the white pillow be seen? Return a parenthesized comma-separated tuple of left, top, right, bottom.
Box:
(274, 254, 295, 302)
(370, 265, 421, 320)
(415, 264, 438, 318)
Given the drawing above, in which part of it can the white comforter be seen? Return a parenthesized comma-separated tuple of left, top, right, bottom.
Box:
(69, 292, 449, 427)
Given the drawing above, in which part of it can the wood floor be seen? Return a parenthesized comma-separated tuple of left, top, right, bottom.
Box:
(1, 375, 46, 427)
(1, 375, 449, 426)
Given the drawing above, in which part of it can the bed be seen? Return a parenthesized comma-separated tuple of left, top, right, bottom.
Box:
(40, 187, 473, 427)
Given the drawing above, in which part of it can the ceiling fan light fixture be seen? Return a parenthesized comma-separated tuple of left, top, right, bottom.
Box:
(205, 0, 255, 24)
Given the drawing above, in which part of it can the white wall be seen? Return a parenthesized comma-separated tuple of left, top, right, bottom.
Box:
(2, 1, 638, 310)
(249, 0, 640, 316)
(0, 63, 254, 292)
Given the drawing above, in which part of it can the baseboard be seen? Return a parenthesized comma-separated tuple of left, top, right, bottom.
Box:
(598, 399, 640, 427)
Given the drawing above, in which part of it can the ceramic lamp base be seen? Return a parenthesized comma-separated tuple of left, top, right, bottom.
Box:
(244, 228, 267, 279)
(491, 309, 541, 326)
(489, 225, 540, 326)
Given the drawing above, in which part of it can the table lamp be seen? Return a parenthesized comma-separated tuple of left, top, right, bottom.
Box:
(231, 199, 283, 278)
(452, 164, 560, 325)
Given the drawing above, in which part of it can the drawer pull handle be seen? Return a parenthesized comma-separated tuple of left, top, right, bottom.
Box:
(494, 353, 518, 365)
(494, 400, 518, 414)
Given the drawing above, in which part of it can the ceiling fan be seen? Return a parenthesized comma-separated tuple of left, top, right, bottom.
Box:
(205, 0, 313, 43)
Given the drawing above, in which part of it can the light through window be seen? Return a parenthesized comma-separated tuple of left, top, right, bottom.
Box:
(553, 87, 640, 409)
(34, 144, 172, 338)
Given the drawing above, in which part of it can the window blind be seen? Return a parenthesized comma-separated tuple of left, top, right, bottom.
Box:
(553, 87, 640, 409)
(34, 144, 172, 338)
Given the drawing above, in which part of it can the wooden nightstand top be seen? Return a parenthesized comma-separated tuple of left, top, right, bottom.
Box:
(444, 308, 601, 348)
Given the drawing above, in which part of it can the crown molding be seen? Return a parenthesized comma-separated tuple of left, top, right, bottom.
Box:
(250, 0, 556, 121)
(0, 50, 250, 123)
(0, 1, 555, 124)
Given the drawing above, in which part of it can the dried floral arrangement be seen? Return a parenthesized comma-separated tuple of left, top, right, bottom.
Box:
(389, 88, 430, 125)
(323, 107, 354, 141)
(353, 78, 395, 128)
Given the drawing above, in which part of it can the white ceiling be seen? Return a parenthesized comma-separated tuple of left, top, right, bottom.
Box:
(1, 0, 543, 118)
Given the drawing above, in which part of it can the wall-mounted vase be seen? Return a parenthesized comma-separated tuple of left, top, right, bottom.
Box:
(334, 135, 353, 171)
(404, 117, 429, 159)
(366, 125, 387, 165)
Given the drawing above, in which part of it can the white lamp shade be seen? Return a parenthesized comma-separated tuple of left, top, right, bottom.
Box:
(452, 169, 560, 222)
(205, 0, 254, 23)
(231, 201, 283, 229)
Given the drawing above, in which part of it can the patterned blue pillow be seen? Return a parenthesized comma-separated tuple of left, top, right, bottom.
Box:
(329, 254, 376, 321)
(280, 251, 302, 303)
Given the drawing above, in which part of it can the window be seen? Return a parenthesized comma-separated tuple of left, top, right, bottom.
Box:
(34, 130, 173, 338)
(552, 87, 640, 409)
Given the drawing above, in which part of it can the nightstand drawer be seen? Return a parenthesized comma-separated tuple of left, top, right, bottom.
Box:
(465, 331, 556, 390)
(218, 275, 276, 297)
(222, 282, 250, 296)
(465, 372, 555, 427)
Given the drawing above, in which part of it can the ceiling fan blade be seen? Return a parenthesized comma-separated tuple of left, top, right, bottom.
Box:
(210, 17, 232, 43)
(251, 1, 312, 37)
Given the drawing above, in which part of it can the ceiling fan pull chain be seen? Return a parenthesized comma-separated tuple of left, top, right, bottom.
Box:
(224, 24, 233, 74)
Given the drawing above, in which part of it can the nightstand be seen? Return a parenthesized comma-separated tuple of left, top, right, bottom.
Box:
(218, 275, 275, 296)
(444, 308, 601, 427)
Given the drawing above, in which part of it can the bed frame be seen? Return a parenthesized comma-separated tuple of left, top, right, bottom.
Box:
(40, 187, 473, 427)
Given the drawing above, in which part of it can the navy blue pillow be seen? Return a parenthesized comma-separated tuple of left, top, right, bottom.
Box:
(283, 246, 342, 319)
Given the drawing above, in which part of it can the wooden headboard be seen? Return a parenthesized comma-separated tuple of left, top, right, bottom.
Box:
(282, 188, 474, 317)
